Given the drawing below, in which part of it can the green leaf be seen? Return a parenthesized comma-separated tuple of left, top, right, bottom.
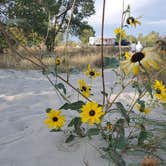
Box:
(86, 128, 99, 138)
(46, 108, 52, 113)
(6, 18, 25, 25)
(42, 66, 56, 76)
(68, 117, 84, 136)
(65, 134, 75, 143)
(138, 131, 148, 145)
(104, 57, 119, 68)
(70, 67, 80, 74)
(108, 150, 126, 166)
(116, 102, 130, 123)
(50, 129, 61, 132)
(116, 136, 128, 149)
(68, 117, 82, 127)
(55, 83, 66, 94)
(59, 101, 85, 112)
(137, 100, 145, 111)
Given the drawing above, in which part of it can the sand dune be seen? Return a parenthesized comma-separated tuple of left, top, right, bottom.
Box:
(0, 69, 165, 166)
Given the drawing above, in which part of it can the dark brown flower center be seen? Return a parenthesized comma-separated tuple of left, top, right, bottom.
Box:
(81, 86, 87, 91)
(89, 71, 95, 76)
(156, 88, 161, 94)
(139, 108, 144, 112)
(131, 52, 145, 63)
(89, 110, 95, 116)
(52, 117, 58, 122)
(127, 17, 135, 24)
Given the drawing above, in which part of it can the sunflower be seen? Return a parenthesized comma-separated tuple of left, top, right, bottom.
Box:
(55, 57, 61, 66)
(153, 80, 166, 102)
(121, 51, 161, 75)
(84, 64, 101, 79)
(136, 103, 151, 114)
(106, 122, 113, 131)
(126, 16, 141, 28)
(78, 79, 91, 97)
(80, 102, 104, 125)
(44, 109, 65, 129)
(114, 27, 126, 39)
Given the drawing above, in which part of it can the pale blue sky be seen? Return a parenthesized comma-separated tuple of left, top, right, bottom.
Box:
(87, 0, 166, 37)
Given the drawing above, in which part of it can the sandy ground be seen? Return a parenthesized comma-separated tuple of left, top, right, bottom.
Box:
(0, 69, 165, 166)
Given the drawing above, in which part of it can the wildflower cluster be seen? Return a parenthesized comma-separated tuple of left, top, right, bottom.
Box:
(43, 3, 165, 166)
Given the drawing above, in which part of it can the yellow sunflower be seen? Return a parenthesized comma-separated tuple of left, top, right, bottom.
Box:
(80, 102, 104, 125)
(136, 103, 151, 114)
(126, 16, 141, 28)
(114, 27, 126, 39)
(55, 57, 61, 66)
(44, 109, 65, 129)
(78, 79, 91, 97)
(153, 80, 166, 103)
(121, 51, 161, 75)
(84, 64, 101, 79)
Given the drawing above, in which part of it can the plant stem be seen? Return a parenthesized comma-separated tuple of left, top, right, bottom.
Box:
(101, 0, 106, 106)
(64, 0, 76, 82)
(106, 80, 134, 113)
(56, 74, 92, 102)
(118, 0, 125, 60)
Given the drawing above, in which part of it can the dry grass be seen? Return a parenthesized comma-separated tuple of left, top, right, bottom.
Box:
(0, 45, 124, 70)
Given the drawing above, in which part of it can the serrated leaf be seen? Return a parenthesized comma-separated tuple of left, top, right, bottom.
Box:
(116, 102, 130, 123)
(86, 128, 99, 138)
(55, 83, 66, 94)
(104, 57, 119, 68)
(59, 101, 85, 112)
(65, 134, 75, 143)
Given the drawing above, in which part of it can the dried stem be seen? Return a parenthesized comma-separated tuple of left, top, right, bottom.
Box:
(64, 0, 76, 82)
(101, 0, 106, 105)
(118, 0, 125, 60)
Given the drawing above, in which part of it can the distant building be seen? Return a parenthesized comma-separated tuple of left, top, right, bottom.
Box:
(89, 37, 115, 46)
(136, 41, 143, 52)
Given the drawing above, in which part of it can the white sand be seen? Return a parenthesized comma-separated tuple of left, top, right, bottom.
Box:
(0, 69, 165, 166)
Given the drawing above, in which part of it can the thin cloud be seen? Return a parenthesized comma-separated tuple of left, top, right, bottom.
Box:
(145, 19, 166, 25)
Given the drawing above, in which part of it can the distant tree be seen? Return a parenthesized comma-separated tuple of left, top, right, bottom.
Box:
(0, 32, 8, 53)
(55, 32, 64, 46)
(144, 31, 160, 47)
(137, 31, 160, 47)
(1, 0, 95, 51)
(126, 34, 137, 43)
(79, 25, 95, 44)
(137, 33, 144, 42)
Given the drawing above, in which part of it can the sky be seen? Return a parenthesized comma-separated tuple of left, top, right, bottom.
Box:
(87, 0, 166, 38)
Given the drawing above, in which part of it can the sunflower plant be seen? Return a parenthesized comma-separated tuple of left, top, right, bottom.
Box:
(40, 2, 166, 166)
